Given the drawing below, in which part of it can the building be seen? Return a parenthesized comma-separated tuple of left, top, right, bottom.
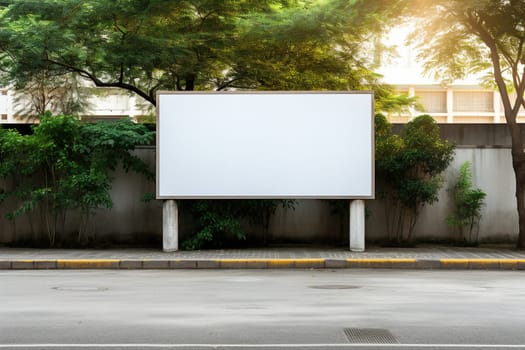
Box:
(378, 25, 525, 124)
(0, 86, 153, 124)
(389, 85, 525, 124)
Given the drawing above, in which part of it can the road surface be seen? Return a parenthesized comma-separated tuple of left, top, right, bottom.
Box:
(1, 269, 525, 349)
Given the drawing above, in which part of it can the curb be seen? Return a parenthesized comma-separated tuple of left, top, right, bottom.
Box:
(1, 258, 525, 270)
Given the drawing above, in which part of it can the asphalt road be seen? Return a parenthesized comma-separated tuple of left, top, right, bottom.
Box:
(1, 269, 525, 349)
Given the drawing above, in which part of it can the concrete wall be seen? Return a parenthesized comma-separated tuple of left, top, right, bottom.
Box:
(366, 146, 517, 243)
(263, 146, 518, 244)
(394, 123, 521, 146)
(0, 148, 162, 245)
(0, 124, 520, 245)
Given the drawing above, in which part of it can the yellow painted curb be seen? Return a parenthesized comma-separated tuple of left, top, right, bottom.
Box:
(211, 258, 326, 268)
(267, 259, 323, 263)
(56, 259, 120, 269)
(439, 259, 525, 270)
(345, 258, 417, 268)
(440, 259, 525, 264)
(31, 259, 56, 262)
(294, 259, 325, 264)
(267, 259, 309, 266)
(346, 258, 417, 263)
(3, 257, 523, 270)
(217, 258, 325, 266)
(217, 259, 274, 263)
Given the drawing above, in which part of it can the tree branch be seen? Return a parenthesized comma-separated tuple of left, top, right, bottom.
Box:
(464, 13, 514, 122)
(514, 65, 525, 115)
(148, 83, 162, 103)
(45, 58, 156, 106)
(118, 64, 123, 84)
(514, 36, 525, 86)
(215, 78, 245, 91)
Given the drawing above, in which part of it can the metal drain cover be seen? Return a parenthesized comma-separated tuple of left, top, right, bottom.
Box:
(52, 286, 108, 292)
(344, 328, 399, 344)
(309, 285, 360, 290)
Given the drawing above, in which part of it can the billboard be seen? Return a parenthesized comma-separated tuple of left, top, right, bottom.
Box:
(157, 91, 374, 199)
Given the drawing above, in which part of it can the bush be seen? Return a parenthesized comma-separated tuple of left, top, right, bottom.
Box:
(446, 161, 486, 245)
(0, 114, 154, 246)
(182, 199, 296, 250)
(376, 114, 455, 244)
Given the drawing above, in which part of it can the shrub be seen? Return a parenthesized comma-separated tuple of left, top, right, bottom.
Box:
(376, 114, 455, 244)
(0, 114, 153, 246)
(182, 199, 296, 250)
(446, 161, 486, 245)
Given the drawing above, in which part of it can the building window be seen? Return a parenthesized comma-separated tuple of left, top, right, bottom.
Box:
(454, 91, 493, 112)
(416, 91, 447, 113)
(1, 114, 7, 120)
(89, 94, 129, 111)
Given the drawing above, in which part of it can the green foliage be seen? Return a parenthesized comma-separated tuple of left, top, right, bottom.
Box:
(0, 114, 153, 246)
(375, 91, 421, 116)
(0, 0, 408, 104)
(182, 199, 296, 250)
(376, 114, 455, 244)
(411, 0, 524, 88)
(446, 161, 486, 245)
(182, 200, 245, 250)
(77, 118, 154, 181)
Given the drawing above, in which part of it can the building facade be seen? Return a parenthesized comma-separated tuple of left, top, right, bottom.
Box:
(0, 86, 153, 124)
(390, 84, 525, 124)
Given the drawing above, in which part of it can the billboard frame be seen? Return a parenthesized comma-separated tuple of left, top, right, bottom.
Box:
(156, 91, 375, 200)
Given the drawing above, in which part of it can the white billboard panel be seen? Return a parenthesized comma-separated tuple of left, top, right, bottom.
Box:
(157, 92, 374, 199)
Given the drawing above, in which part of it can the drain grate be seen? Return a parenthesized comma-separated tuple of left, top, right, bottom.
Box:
(344, 328, 399, 344)
(52, 286, 108, 292)
(309, 285, 360, 290)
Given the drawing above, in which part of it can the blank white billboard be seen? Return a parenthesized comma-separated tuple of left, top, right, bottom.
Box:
(157, 92, 374, 199)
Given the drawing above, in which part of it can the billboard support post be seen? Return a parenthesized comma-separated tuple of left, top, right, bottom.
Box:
(163, 199, 179, 252)
(350, 200, 365, 252)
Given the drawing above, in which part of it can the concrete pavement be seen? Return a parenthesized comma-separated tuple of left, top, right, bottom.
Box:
(2, 269, 525, 347)
(1, 245, 525, 270)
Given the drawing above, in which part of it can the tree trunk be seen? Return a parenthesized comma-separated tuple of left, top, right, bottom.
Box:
(508, 122, 525, 249)
(474, 18, 525, 249)
(514, 174, 525, 249)
(185, 74, 196, 91)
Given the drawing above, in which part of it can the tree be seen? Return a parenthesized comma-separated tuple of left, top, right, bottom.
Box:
(0, 0, 274, 104)
(0, 0, 409, 104)
(0, 1, 276, 103)
(225, 0, 408, 91)
(412, 0, 525, 249)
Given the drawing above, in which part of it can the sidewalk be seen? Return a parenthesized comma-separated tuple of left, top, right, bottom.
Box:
(1, 245, 525, 270)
